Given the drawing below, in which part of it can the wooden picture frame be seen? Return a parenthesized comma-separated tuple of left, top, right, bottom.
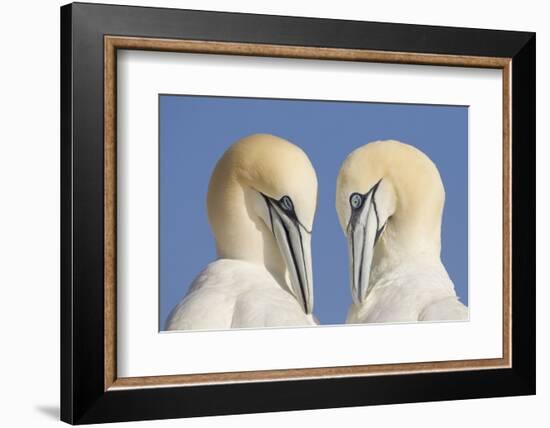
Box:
(61, 2, 535, 424)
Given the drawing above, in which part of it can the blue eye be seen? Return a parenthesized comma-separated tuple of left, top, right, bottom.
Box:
(280, 195, 293, 211)
(350, 193, 363, 209)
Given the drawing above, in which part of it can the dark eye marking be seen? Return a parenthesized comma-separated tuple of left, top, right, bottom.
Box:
(347, 178, 386, 243)
(261, 193, 312, 234)
(349, 193, 363, 210)
(280, 195, 294, 212)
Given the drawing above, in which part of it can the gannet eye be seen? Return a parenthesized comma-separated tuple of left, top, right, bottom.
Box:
(350, 193, 363, 209)
(280, 195, 294, 212)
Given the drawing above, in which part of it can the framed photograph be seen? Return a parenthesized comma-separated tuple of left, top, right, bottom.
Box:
(60, 2, 535, 424)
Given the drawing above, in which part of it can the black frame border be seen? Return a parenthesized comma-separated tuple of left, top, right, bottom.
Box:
(61, 2, 535, 424)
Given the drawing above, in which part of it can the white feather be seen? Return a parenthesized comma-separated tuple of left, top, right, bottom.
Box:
(165, 259, 316, 331)
(346, 259, 467, 323)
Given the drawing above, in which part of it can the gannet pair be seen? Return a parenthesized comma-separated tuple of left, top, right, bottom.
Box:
(166, 134, 467, 331)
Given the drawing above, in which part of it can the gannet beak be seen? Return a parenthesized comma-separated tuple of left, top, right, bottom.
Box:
(263, 195, 314, 314)
(347, 182, 385, 305)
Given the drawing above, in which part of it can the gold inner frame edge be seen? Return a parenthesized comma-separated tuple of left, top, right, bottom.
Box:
(104, 36, 512, 391)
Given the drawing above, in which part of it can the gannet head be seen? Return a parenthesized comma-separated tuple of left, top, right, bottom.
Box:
(336, 140, 445, 305)
(207, 134, 317, 314)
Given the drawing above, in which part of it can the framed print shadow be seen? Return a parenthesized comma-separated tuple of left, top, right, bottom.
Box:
(60, 2, 536, 425)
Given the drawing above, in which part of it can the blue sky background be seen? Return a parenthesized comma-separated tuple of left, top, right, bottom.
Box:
(159, 95, 468, 328)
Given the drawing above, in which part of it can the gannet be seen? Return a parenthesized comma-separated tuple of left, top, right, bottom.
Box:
(166, 134, 318, 331)
(335, 140, 468, 323)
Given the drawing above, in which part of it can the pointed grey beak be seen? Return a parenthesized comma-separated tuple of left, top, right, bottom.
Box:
(263, 196, 313, 314)
(347, 182, 385, 305)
